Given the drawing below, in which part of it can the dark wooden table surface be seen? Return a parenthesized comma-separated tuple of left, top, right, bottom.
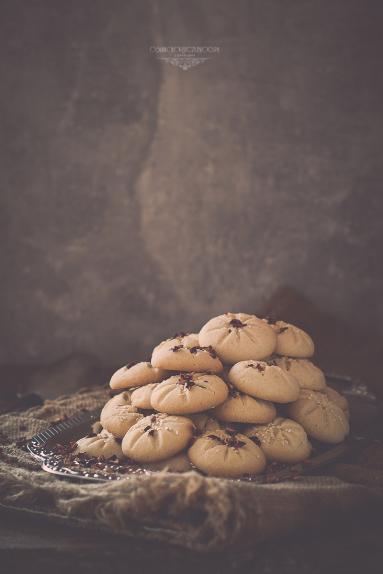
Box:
(1, 504, 382, 574)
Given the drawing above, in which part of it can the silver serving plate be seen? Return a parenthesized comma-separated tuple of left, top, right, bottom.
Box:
(27, 375, 381, 484)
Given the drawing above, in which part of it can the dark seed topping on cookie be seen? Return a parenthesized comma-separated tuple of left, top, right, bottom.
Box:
(207, 432, 246, 450)
(189, 345, 218, 359)
(172, 331, 189, 339)
(229, 318, 247, 329)
(171, 345, 184, 352)
(150, 415, 157, 423)
(249, 435, 262, 447)
(189, 346, 200, 354)
(143, 425, 155, 436)
(206, 345, 218, 358)
(246, 362, 266, 373)
(227, 437, 246, 449)
(177, 373, 195, 389)
(278, 326, 289, 334)
(125, 361, 138, 370)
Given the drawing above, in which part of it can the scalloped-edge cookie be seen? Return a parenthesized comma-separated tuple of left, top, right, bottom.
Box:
(151, 332, 223, 373)
(151, 372, 228, 415)
(122, 413, 195, 462)
(199, 313, 276, 364)
(228, 360, 300, 403)
(109, 361, 168, 390)
(100, 392, 143, 438)
(188, 429, 266, 477)
(288, 389, 349, 444)
(275, 357, 326, 391)
(212, 386, 276, 424)
(245, 417, 311, 463)
(75, 429, 123, 459)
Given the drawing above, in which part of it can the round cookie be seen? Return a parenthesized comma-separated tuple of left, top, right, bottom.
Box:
(288, 389, 349, 444)
(151, 372, 229, 415)
(143, 452, 192, 473)
(131, 383, 159, 409)
(188, 429, 266, 477)
(151, 332, 223, 373)
(275, 357, 326, 391)
(228, 360, 300, 403)
(324, 386, 349, 417)
(270, 320, 314, 358)
(100, 392, 143, 438)
(245, 417, 311, 463)
(189, 413, 221, 434)
(199, 313, 276, 364)
(122, 413, 194, 463)
(75, 430, 123, 459)
(109, 362, 168, 390)
(212, 387, 276, 424)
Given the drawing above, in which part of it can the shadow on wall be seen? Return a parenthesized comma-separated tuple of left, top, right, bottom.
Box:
(261, 286, 382, 397)
(0, 354, 110, 404)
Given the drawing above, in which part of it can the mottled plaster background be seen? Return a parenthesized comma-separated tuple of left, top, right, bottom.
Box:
(1, 1, 382, 391)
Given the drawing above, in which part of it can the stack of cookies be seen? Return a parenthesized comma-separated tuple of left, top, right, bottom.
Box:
(76, 313, 350, 478)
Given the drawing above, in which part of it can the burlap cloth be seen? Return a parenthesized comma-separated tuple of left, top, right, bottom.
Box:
(1, 386, 382, 551)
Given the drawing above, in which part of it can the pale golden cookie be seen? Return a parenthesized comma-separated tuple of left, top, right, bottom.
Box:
(151, 332, 223, 373)
(211, 387, 276, 424)
(245, 417, 311, 463)
(324, 386, 349, 417)
(75, 430, 123, 459)
(122, 413, 194, 463)
(131, 383, 159, 409)
(199, 313, 276, 364)
(142, 452, 192, 473)
(271, 320, 314, 358)
(150, 372, 229, 415)
(228, 360, 300, 403)
(275, 357, 326, 391)
(109, 361, 168, 390)
(100, 392, 143, 438)
(188, 429, 266, 477)
(288, 389, 349, 444)
(188, 413, 221, 433)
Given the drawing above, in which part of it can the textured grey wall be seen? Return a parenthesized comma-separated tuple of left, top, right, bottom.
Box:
(1, 1, 382, 373)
